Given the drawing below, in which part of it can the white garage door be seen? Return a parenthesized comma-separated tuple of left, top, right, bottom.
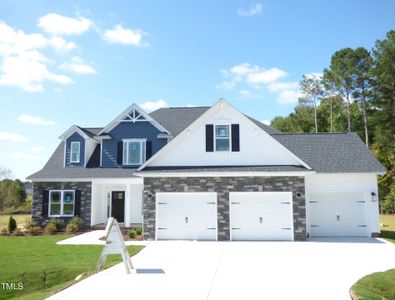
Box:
(309, 192, 368, 237)
(230, 192, 294, 241)
(156, 192, 217, 240)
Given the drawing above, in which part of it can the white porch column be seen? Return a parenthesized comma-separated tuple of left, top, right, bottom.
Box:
(124, 183, 132, 227)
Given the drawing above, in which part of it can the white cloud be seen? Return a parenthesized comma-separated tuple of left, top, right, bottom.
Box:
(139, 99, 168, 112)
(304, 72, 323, 80)
(60, 56, 96, 74)
(237, 3, 263, 17)
(238, 89, 261, 99)
(103, 25, 147, 47)
(0, 21, 47, 56)
(0, 21, 74, 92)
(278, 90, 301, 104)
(18, 114, 56, 126)
(247, 68, 288, 85)
(261, 120, 270, 125)
(37, 13, 93, 36)
(48, 36, 76, 52)
(0, 50, 73, 92)
(32, 146, 46, 152)
(8, 152, 38, 160)
(0, 131, 29, 142)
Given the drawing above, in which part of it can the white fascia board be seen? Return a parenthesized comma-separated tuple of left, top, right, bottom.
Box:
(97, 103, 170, 135)
(135, 171, 316, 178)
(59, 125, 91, 141)
(138, 98, 312, 170)
(31, 177, 143, 184)
(313, 172, 386, 176)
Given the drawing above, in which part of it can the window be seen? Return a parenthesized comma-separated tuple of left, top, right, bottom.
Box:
(215, 125, 230, 151)
(70, 142, 80, 163)
(123, 139, 146, 165)
(49, 190, 75, 217)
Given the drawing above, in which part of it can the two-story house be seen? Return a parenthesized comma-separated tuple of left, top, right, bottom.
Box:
(28, 99, 385, 241)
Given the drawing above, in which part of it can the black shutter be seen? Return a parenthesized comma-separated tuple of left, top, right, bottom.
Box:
(206, 124, 214, 152)
(117, 142, 123, 165)
(231, 124, 240, 152)
(74, 190, 81, 217)
(146, 140, 152, 160)
(42, 190, 49, 217)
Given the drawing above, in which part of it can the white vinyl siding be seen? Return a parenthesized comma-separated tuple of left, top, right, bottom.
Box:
(49, 190, 75, 217)
(70, 142, 80, 163)
(122, 139, 146, 165)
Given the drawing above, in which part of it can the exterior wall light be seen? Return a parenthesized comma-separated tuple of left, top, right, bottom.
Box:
(371, 192, 377, 202)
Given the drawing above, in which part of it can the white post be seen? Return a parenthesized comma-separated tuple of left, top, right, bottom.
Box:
(124, 183, 131, 227)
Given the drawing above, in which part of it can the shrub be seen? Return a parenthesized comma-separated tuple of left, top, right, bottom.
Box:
(8, 215, 17, 233)
(66, 223, 78, 233)
(28, 226, 41, 235)
(128, 231, 136, 239)
(48, 218, 65, 231)
(45, 223, 57, 235)
(135, 227, 143, 236)
(0, 228, 8, 236)
(25, 220, 39, 229)
(69, 216, 84, 231)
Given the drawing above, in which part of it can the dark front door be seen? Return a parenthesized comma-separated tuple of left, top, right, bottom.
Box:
(111, 191, 125, 223)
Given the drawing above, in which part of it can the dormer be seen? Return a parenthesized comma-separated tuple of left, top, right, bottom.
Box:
(97, 103, 171, 168)
(59, 125, 99, 168)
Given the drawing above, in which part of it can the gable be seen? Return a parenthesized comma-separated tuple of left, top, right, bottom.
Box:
(143, 99, 309, 168)
(98, 103, 169, 136)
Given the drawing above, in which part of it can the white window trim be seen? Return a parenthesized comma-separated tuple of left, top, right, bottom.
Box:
(214, 124, 231, 152)
(122, 138, 147, 165)
(49, 190, 75, 217)
(70, 142, 81, 163)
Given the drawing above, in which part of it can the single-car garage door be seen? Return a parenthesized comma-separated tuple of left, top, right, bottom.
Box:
(156, 192, 217, 240)
(309, 192, 368, 237)
(230, 192, 294, 241)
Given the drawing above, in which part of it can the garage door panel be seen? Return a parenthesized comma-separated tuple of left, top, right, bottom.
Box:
(230, 192, 293, 241)
(309, 192, 368, 237)
(156, 192, 217, 240)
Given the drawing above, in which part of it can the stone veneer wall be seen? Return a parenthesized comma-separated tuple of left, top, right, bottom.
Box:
(143, 176, 306, 241)
(32, 182, 92, 227)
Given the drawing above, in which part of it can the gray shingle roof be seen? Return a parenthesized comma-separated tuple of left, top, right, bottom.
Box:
(149, 106, 210, 136)
(27, 142, 137, 180)
(272, 132, 386, 173)
(246, 116, 281, 134)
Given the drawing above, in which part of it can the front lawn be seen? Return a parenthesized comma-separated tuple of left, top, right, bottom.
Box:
(351, 269, 395, 300)
(350, 214, 395, 299)
(380, 214, 395, 243)
(0, 214, 31, 229)
(0, 235, 143, 300)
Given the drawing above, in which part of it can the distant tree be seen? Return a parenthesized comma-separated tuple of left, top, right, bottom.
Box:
(352, 47, 374, 147)
(323, 48, 356, 132)
(0, 179, 26, 211)
(0, 166, 13, 180)
(299, 74, 323, 132)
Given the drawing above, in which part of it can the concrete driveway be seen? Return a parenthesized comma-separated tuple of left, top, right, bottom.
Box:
(48, 238, 395, 300)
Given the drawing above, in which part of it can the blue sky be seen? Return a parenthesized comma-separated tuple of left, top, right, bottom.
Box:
(0, 0, 394, 180)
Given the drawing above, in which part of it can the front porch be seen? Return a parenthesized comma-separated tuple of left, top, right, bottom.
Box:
(90, 178, 144, 227)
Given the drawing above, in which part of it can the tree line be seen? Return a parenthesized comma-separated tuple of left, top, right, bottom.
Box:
(271, 30, 395, 213)
(0, 166, 28, 213)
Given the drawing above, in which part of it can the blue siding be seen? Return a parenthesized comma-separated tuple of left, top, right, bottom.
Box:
(65, 132, 85, 167)
(102, 122, 166, 168)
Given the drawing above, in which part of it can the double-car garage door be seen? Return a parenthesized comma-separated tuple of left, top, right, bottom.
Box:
(156, 192, 294, 241)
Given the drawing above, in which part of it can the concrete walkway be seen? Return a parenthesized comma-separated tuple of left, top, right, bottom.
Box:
(48, 238, 395, 300)
(57, 230, 149, 246)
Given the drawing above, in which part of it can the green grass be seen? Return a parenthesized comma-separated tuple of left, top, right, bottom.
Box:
(350, 214, 395, 299)
(0, 235, 143, 300)
(0, 214, 31, 230)
(351, 269, 395, 300)
(380, 214, 395, 243)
